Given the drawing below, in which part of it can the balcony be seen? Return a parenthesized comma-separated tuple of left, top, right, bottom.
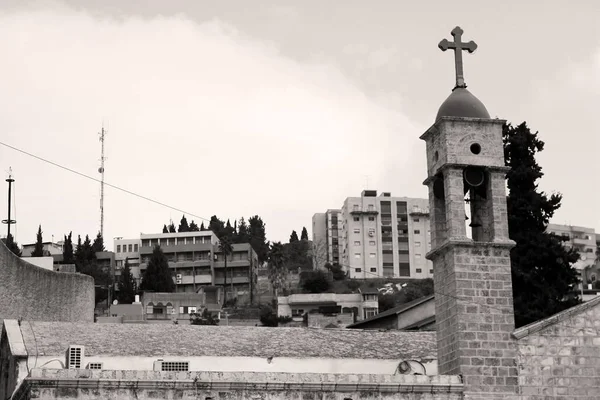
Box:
(213, 276, 250, 285)
(573, 237, 592, 246)
(140, 260, 211, 270)
(350, 208, 379, 216)
(409, 208, 429, 216)
(176, 275, 212, 285)
(213, 260, 251, 268)
(139, 242, 213, 255)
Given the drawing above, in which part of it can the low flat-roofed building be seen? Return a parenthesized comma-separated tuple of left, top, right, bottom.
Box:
(1, 319, 458, 399)
(346, 295, 435, 331)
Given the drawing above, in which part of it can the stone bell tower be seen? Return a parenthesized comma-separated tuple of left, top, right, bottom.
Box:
(421, 27, 518, 399)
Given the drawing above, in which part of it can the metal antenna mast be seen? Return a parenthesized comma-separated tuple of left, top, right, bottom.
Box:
(2, 168, 16, 240)
(98, 125, 107, 239)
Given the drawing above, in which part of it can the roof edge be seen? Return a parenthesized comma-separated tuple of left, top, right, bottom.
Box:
(347, 295, 435, 328)
(2, 319, 28, 357)
(512, 295, 600, 340)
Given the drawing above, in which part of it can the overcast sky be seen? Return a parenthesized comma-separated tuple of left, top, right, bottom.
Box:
(0, 0, 598, 248)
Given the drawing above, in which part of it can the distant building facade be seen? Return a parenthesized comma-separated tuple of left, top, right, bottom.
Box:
(312, 209, 341, 268)
(21, 241, 63, 257)
(313, 190, 433, 279)
(133, 231, 258, 304)
(113, 237, 141, 284)
(547, 223, 598, 286)
(277, 290, 379, 321)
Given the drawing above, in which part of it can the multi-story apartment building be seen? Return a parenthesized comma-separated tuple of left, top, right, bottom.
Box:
(312, 209, 341, 268)
(313, 190, 433, 280)
(137, 231, 258, 303)
(546, 223, 598, 284)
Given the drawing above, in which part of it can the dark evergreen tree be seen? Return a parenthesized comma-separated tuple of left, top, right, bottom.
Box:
(178, 215, 190, 233)
(200, 222, 206, 231)
(74, 235, 83, 262)
(208, 215, 225, 238)
(139, 246, 175, 293)
(168, 222, 176, 233)
(31, 225, 44, 257)
(289, 230, 299, 243)
(189, 220, 200, 231)
(117, 258, 137, 303)
(235, 217, 250, 243)
(1, 233, 22, 257)
(92, 232, 105, 253)
(62, 231, 74, 264)
(162, 224, 169, 233)
(301, 227, 308, 241)
(267, 241, 289, 296)
(218, 236, 234, 300)
(248, 215, 269, 263)
(503, 122, 580, 327)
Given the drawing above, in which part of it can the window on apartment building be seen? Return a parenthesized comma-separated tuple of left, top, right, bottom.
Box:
(368, 216, 375, 221)
(354, 241, 361, 246)
(128, 244, 133, 252)
(134, 244, 138, 252)
(369, 253, 376, 258)
(414, 242, 421, 247)
(415, 254, 421, 259)
(353, 217, 359, 222)
(416, 268, 422, 273)
(363, 308, 378, 319)
(354, 228, 360, 234)
(429, 269, 434, 274)
(414, 230, 421, 234)
(399, 263, 410, 277)
(413, 218, 420, 222)
(368, 204, 375, 211)
(116, 245, 121, 253)
(355, 268, 362, 272)
(354, 253, 361, 259)
(370, 267, 377, 272)
(369, 241, 376, 246)
(353, 204, 359, 211)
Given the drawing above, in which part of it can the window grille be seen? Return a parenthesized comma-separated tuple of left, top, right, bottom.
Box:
(161, 361, 189, 372)
(87, 362, 103, 370)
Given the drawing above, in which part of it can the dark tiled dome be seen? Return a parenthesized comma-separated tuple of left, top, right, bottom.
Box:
(436, 87, 490, 121)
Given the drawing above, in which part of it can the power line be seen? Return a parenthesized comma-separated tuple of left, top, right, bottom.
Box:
(0, 140, 212, 223)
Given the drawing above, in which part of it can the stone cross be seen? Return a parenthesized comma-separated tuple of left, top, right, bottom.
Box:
(438, 26, 477, 88)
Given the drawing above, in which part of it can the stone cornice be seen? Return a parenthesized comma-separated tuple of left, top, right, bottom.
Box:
(420, 116, 507, 141)
(422, 164, 511, 186)
(426, 238, 515, 260)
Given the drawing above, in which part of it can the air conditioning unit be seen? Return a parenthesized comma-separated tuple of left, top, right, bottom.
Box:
(66, 345, 84, 369)
(176, 274, 182, 280)
(176, 279, 182, 284)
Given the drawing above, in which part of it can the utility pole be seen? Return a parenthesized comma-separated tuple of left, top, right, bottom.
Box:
(98, 126, 107, 239)
(2, 168, 16, 240)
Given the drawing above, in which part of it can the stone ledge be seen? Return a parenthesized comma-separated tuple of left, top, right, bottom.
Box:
(426, 239, 515, 260)
(422, 164, 510, 185)
(21, 369, 464, 394)
(512, 295, 600, 340)
(420, 116, 507, 141)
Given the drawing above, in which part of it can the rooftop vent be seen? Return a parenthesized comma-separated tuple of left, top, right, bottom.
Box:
(66, 345, 84, 369)
(86, 362, 103, 370)
(154, 360, 189, 372)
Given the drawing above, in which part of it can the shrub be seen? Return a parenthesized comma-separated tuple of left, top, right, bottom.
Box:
(301, 270, 331, 293)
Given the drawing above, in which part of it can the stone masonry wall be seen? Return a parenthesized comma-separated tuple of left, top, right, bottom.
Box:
(15, 369, 464, 400)
(516, 300, 600, 399)
(432, 242, 518, 399)
(0, 241, 94, 323)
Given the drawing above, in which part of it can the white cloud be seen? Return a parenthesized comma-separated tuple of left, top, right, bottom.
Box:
(0, 3, 422, 245)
